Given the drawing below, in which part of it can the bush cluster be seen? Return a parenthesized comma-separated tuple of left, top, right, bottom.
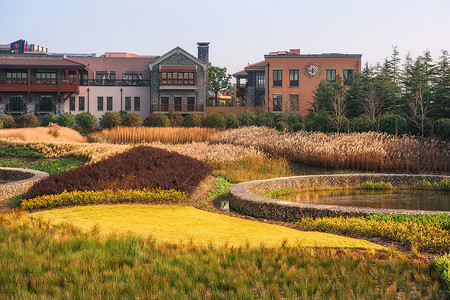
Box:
(23, 146, 212, 199)
(435, 253, 450, 294)
(20, 188, 187, 210)
(17, 114, 40, 128)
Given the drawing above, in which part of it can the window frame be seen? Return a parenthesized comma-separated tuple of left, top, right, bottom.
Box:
(273, 93, 283, 112)
(273, 69, 282, 87)
(289, 69, 299, 87)
(326, 69, 336, 82)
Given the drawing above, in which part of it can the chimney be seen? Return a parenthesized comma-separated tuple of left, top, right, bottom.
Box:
(290, 49, 300, 55)
(197, 42, 210, 63)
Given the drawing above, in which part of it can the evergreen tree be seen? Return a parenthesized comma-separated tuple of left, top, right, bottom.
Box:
(432, 50, 450, 118)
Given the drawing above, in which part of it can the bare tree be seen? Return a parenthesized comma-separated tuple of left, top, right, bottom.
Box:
(406, 84, 431, 137)
(363, 83, 383, 131)
(330, 76, 347, 133)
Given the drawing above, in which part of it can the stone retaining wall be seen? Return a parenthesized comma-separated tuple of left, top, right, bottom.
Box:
(229, 174, 449, 222)
(0, 168, 49, 202)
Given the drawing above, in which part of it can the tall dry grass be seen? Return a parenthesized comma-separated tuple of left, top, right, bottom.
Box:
(90, 127, 221, 144)
(214, 127, 450, 174)
(0, 127, 86, 143)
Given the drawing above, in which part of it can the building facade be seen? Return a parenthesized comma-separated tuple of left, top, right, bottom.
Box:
(234, 49, 362, 115)
(0, 42, 209, 120)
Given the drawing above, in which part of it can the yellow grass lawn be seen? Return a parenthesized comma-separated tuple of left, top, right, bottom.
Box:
(33, 204, 385, 250)
(0, 127, 86, 143)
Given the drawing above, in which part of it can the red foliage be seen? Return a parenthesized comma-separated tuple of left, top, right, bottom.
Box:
(23, 146, 212, 199)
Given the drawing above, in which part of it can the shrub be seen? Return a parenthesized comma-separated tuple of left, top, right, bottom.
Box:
(20, 188, 187, 210)
(23, 146, 213, 199)
(121, 112, 142, 127)
(168, 111, 183, 127)
(41, 113, 58, 126)
(203, 112, 225, 129)
(275, 121, 289, 132)
(284, 114, 302, 127)
(57, 113, 76, 128)
(182, 114, 203, 127)
(379, 112, 407, 135)
(142, 116, 153, 127)
(0, 119, 3, 129)
(225, 114, 239, 129)
(17, 114, 40, 128)
(435, 118, 450, 139)
(76, 112, 98, 131)
(255, 112, 277, 128)
(435, 253, 450, 294)
(351, 115, 372, 132)
(100, 112, 122, 129)
(290, 122, 303, 132)
(0, 114, 15, 128)
(238, 110, 257, 127)
(304, 112, 332, 132)
(151, 114, 170, 127)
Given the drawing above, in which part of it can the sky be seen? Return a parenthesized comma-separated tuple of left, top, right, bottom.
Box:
(1, 0, 449, 74)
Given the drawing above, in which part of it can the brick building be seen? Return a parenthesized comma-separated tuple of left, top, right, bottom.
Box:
(234, 49, 362, 115)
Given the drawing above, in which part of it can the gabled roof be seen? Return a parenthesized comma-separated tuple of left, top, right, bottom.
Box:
(0, 57, 87, 68)
(244, 60, 265, 71)
(148, 46, 207, 70)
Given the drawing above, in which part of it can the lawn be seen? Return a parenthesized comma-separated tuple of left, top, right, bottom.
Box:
(32, 204, 384, 250)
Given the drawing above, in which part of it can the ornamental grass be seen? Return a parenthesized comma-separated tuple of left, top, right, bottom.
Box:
(23, 146, 212, 199)
(214, 127, 450, 173)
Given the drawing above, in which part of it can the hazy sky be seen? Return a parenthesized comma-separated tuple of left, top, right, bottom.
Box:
(1, 0, 449, 74)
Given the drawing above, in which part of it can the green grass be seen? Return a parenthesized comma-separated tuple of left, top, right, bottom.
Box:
(367, 214, 450, 230)
(436, 253, 450, 294)
(0, 212, 442, 299)
(0, 141, 44, 158)
(32, 205, 384, 250)
(0, 156, 85, 174)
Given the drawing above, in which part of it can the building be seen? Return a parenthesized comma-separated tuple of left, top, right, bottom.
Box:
(0, 41, 209, 120)
(234, 49, 362, 115)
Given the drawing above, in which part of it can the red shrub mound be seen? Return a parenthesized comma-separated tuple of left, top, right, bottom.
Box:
(23, 146, 212, 199)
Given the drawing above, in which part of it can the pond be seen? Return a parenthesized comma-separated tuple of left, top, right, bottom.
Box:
(275, 189, 450, 212)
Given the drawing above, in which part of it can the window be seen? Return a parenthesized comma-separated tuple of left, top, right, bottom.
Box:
(96, 71, 115, 86)
(273, 94, 282, 112)
(161, 72, 195, 85)
(79, 96, 85, 111)
(97, 97, 103, 111)
(161, 96, 169, 112)
(6, 71, 27, 84)
(107, 97, 113, 111)
(125, 97, 131, 111)
(36, 71, 56, 84)
(9, 95, 25, 111)
(326, 69, 336, 82)
(343, 69, 354, 85)
(123, 72, 142, 86)
(289, 69, 299, 87)
(39, 95, 53, 112)
(273, 70, 282, 87)
(255, 72, 265, 89)
(174, 96, 182, 111)
(134, 97, 140, 111)
(187, 96, 195, 111)
(69, 96, 75, 111)
(80, 74, 88, 86)
(289, 94, 299, 112)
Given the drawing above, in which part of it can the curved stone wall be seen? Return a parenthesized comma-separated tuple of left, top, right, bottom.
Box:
(0, 168, 49, 202)
(229, 174, 449, 222)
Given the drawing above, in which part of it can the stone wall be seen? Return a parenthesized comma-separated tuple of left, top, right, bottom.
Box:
(229, 174, 449, 222)
(0, 168, 49, 202)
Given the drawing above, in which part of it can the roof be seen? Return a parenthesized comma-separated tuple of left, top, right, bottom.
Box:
(233, 69, 247, 77)
(0, 57, 87, 68)
(264, 53, 362, 58)
(244, 60, 265, 71)
(148, 46, 207, 70)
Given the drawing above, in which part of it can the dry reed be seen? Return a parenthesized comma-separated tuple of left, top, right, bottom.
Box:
(0, 127, 86, 143)
(93, 127, 221, 144)
(213, 127, 450, 173)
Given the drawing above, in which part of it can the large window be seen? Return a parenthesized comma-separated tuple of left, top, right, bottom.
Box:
(289, 94, 299, 112)
(187, 96, 196, 111)
(161, 72, 195, 86)
(39, 95, 53, 112)
(343, 69, 354, 85)
(6, 71, 27, 84)
(96, 71, 115, 86)
(36, 71, 56, 84)
(123, 72, 142, 86)
(326, 69, 336, 82)
(79, 96, 85, 111)
(134, 97, 140, 111)
(125, 97, 131, 111)
(97, 96, 103, 111)
(256, 72, 265, 89)
(9, 95, 25, 111)
(273, 94, 282, 112)
(273, 70, 282, 87)
(107, 97, 113, 111)
(69, 96, 75, 111)
(174, 96, 182, 111)
(161, 96, 169, 112)
(289, 69, 299, 87)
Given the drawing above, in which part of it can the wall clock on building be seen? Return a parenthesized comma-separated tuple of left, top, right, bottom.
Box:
(304, 62, 322, 79)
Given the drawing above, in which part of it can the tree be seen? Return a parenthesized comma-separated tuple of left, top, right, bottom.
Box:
(330, 75, 347, 133)
(208, 63, 231, 106)
(363, 82, 383, 131)
(432, 50, 450, 119)
(76, 112, 98, 131)
(310, 79, 333, 113)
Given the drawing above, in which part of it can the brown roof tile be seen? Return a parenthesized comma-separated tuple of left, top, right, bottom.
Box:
(0, 57, 86, 68)
(244, 60, 265, 71)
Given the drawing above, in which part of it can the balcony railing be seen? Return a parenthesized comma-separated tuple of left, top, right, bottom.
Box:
(0, 77, 79, 93)
(152, 104, 204, 113)
(80, 79, 151, 86)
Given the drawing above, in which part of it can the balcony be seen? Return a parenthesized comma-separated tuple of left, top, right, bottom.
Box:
(152, 104, 204, 113)
(0, 77, 79, 93)
(80, 79, 151, 87)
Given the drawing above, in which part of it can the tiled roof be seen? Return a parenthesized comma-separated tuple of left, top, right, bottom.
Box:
(233, 70, 247, 77)
(0, 57, 86, 68)
(244, 60, 265, 71)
